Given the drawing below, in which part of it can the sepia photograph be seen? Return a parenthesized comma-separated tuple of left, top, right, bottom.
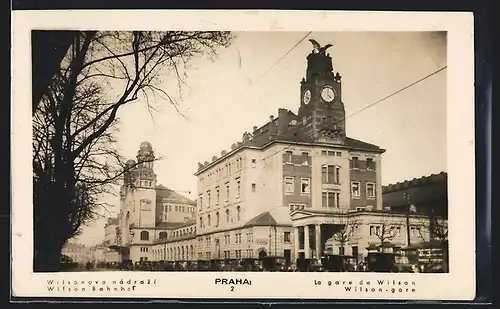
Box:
(12, 10, 475, 300)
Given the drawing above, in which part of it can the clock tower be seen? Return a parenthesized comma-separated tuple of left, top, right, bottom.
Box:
(297, 40, 346, 144)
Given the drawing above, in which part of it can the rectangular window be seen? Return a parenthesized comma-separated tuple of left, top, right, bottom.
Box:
(284, 177, 295, 194)
(351, 156, 359, 169)
(322, 165, 340, 184)
(236, 179, 241, 197)
(322, 191, 338, 208)
(328, 192, 335, 208)
(216, 187, 220, 204)
(302, 152, 309, 165)
(284, 232, 291, 243)
(284, 151, 293, 163)
(366, 158, 375, 170)
(328, 166, 335, 183)
(251, 158, 256, 168)
(321, 150, 327, 156)
(336, 151, 342, 157)
(396, 227, 401, 236)
(225, 183, 230, 201)
(301, 178, 310, 195)
(207, 191, 211, 207)
(290, 204, 306, 211)
(327, 151, 335, 156)
(366, 182, 375, 198)
(351, 182, 361, 197)
(199, 195, 203, 210)
(251, 183, 256, 192)
(375, 226, 381, 235)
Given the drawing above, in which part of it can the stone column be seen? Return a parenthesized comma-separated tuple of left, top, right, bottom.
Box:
(304, 225, 310, 259)
(315, 224, 322, 260)
(294, 226, 300, 263)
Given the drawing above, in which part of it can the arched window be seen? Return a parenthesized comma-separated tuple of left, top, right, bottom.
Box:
(159, 231, 167, 240)
(207, 214, 211, 226)
(237, 206, 241, 221)
(216, 212, 220, 227)
(226, 209, 230, 223)
(140, 231, 149, 241)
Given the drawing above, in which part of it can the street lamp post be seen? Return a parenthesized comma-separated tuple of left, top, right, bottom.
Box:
(404, 192, 411, 247)
(129, 230, 135, 261)
(274, 226, 277, 258)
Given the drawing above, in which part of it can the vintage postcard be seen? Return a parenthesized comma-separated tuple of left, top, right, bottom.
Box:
(11, 10, 475, 300)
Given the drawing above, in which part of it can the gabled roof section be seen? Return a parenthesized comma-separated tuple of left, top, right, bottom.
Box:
(196, 109, 385, 175)
(345, 137, 385, 153)
(156, 185, 196, 206)
(243, 212, 277, 227)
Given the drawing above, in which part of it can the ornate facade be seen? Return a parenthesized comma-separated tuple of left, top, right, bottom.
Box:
(108, 142, 196, 263)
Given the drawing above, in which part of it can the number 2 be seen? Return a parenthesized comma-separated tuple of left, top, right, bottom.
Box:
(230, 286, 234, 291)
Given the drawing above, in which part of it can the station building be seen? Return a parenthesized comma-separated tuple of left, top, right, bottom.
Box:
(111, 43, 448, 266)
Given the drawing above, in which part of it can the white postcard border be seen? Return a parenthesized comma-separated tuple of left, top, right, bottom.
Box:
(11, 10, 475, 300)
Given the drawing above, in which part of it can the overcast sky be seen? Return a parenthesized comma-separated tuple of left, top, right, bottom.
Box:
(73, 31, 447, 246)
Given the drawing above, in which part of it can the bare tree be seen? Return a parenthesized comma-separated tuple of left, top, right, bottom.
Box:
(32, 30, 232, 271)
(332, 213, 358, 255)
(372, 217, 399, 251)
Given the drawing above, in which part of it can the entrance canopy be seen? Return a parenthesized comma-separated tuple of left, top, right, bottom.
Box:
(290, 209, 353, 227)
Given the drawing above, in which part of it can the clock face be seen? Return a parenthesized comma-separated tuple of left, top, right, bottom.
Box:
(303, 89, 312, 104)
(321, 86, 336, 102)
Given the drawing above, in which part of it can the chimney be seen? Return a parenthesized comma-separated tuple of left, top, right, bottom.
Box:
(268, 115, 277, 138)
(277, 108, 289, 135)
(253, 126, 258, 133)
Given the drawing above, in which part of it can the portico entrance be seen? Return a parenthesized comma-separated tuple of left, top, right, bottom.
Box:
(290, 209, 355, 262)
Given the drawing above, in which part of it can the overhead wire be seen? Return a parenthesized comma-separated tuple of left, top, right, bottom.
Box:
(194, 64, 448, 209)
(258, 65, 448, 163)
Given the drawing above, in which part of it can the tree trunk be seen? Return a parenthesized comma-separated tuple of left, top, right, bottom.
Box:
(34, 237, 65, 272)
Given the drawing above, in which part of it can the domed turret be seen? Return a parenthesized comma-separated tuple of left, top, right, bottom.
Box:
(136, 141, 155, 169)
(139, 141, 153, 152)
